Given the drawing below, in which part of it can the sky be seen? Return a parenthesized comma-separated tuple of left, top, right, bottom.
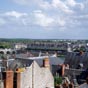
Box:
(0, 0, 88, 39)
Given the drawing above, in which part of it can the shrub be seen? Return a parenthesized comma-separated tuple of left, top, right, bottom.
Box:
(54, 76, 62, 86)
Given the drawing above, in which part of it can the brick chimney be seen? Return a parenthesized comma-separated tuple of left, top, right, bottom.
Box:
(65, 64, 69, 69)
(3, 70, 13, 88)
(61, 64, 65, 76)
(14, 71, 21, 88)
(43, 58, 50, 68)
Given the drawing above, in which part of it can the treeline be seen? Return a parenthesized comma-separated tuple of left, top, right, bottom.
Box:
(0, 38, 32, 43)
(0, 42, 11, 48)
(0, 38, 66, 43)
(0, 38, 32, 48)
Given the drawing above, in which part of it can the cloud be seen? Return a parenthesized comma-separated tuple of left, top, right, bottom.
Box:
(0, 11, 29, 27)
(11, 0, 85, 14)
(33, 10, 54, 27)
(11, 0, 86, 13)
(12, 0, 42, 6)
(12, 0, 30, 5)
(66, 0, 84, 10)
(0, 0, 87, 39)
(66, 0, 76, 7)
(52, 0, 74, 14)
(11, 0, 73, 14)
(57, 18, 66, 27)
(0, 1, 88, 32)
(39, 1, 51, 9)
(0, 18, 6, 26)
(5, 11, 28, 18)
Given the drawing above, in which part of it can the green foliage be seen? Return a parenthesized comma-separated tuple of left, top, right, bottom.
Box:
(0, 42, 11, 48)
(54, 76, 62, 86)
(0, 54, 7, 60)
(79, 46, 86, 52)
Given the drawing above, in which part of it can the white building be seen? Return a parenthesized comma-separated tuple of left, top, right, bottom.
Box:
(19, 61, 54, 88)
(14, 43, 27, 50)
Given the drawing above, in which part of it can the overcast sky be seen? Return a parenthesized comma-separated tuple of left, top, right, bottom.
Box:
(0, 0, 88, 39)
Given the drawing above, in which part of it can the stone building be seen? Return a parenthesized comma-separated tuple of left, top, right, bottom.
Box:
(1, 58, 54, 88)
(63, 52, 88, 85)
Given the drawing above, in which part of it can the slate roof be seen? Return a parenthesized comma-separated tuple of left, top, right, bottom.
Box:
(15, 56, 64, 67)
(64, 52, 88, 69)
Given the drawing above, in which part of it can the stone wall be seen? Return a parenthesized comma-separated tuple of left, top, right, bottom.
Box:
(0, 80, 4, 88)
(20, 61, 54, 88)
(20, 66, 32, 88)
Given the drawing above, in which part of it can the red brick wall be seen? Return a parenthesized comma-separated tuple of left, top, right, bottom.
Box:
(3, 71, 13, 88)
(16, 72, 21, 88)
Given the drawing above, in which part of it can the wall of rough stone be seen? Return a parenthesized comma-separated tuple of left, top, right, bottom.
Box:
(34, 61, 54, 88)
(0, 81, 4, 88)
(20, 66, 32, 88)
(20, 61, 54, 88)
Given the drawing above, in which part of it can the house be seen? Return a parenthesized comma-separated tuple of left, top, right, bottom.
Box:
(15, 54, 64, 76)
(1, 58, 54, 88)
(79, 78, 88, 88)
(14, 43, 27, 50)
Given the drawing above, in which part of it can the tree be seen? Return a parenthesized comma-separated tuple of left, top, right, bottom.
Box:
(54, 76, 62, 87)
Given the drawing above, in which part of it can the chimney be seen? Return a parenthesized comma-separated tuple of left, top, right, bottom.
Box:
(43, 58, 50, 68)
(14, 71, 21, 88)
(65, 64, 69, 69)
(61, 64, 65, 76)
(3, 70, 13, 88)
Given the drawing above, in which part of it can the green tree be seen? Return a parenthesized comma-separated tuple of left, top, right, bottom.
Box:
(54, 76, 62, 86)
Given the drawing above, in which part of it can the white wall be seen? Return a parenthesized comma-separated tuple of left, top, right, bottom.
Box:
(20, 61, 54, 88)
